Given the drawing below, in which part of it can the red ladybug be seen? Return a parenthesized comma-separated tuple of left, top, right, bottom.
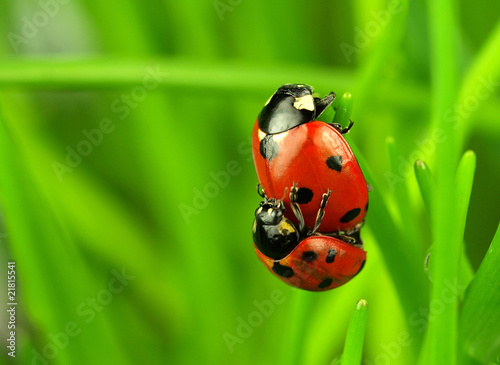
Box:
(252, 186, 366, 291)
(252, 84, 369, 233)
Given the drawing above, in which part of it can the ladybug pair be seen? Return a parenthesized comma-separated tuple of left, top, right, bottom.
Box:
(251, 84, 369, 291)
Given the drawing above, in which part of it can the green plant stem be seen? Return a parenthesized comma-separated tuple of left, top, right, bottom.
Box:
(0, 58, 436, 109)
(342, 300, 369, 365)
(426, 0, 461, 363)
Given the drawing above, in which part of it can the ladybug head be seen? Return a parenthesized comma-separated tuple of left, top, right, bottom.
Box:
(258, 84, 335, 134)
(254, 198, 285, 226)
(253, 197, 300, 259)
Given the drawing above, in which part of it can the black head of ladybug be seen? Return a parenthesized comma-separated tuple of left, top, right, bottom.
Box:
(253, 198, 300, 259)
(254, 199, 285, 225)
(258, 84, 335, 134)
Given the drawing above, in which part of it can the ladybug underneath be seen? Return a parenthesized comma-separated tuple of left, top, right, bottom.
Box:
(252, 84, 369, 234)
(252, 185, 366, 292)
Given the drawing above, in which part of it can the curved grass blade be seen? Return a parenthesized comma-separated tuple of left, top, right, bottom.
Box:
(459, 221, 500, 363)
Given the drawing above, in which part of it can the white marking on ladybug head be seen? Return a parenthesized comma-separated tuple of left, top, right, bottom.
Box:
(267, 208, 273, 215)
(272, 131, 288, 143)
(252, 220, 257, 233)
(293, 94, 315, 111)
(256, 207, 263, 215)
(258, 129, 266, 141)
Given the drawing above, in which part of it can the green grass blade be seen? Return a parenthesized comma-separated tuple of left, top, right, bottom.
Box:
(414, 156, 475, 300)
(341, 299, 369, 365)
(426, 0, 461, 362)
(454, 151, 476, 248)
(332, 92, 353, 127)
(386, 137, 421, 251)
(354, 0, 410, 110)
(459, 221, 500, 363)
(414, 159, 435, 217)
(456, 19, 500, 142)
(349, 141, 428, 349)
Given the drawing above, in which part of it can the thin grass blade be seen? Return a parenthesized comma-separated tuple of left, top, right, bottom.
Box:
(341, 299, 369, 365)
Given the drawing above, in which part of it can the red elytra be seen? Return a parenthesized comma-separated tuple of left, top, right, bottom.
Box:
(252, 120, 368, 233)
(254, 235, 366, 292)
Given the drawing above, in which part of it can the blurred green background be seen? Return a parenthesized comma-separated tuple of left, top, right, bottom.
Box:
(0, 0, 499, 364)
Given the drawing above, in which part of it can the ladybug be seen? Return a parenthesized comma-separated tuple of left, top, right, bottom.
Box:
(252, 185, 366, 291)
(252, 84, 369, 233)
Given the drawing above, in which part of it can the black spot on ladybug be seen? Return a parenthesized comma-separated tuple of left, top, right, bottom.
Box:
(326, 155, 343, 172)
(318, 278, 333, 288)
(326, 249, 337, 263)
(356, 260, 366, 275)
(295, 188, 314, 204)
(302, 251, 317, 262)
(260, 135, 279, 160)
(340, 208, 361, 223)
(365, 202, 369, 212)
(272, 262, 294, 278)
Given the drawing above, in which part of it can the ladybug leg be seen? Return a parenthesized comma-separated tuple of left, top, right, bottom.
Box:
(330, 119, 354, 134)
(314, 91, 336, 118)
(311, 190, 332, 234)
(289, 184, 306, 234)
(341, 119, 355, 134)
(256, 183, 266, 199)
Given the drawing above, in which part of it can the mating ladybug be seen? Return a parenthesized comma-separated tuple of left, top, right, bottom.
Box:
(252, 186, 366, 291)
(252, 84, 369, 233)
